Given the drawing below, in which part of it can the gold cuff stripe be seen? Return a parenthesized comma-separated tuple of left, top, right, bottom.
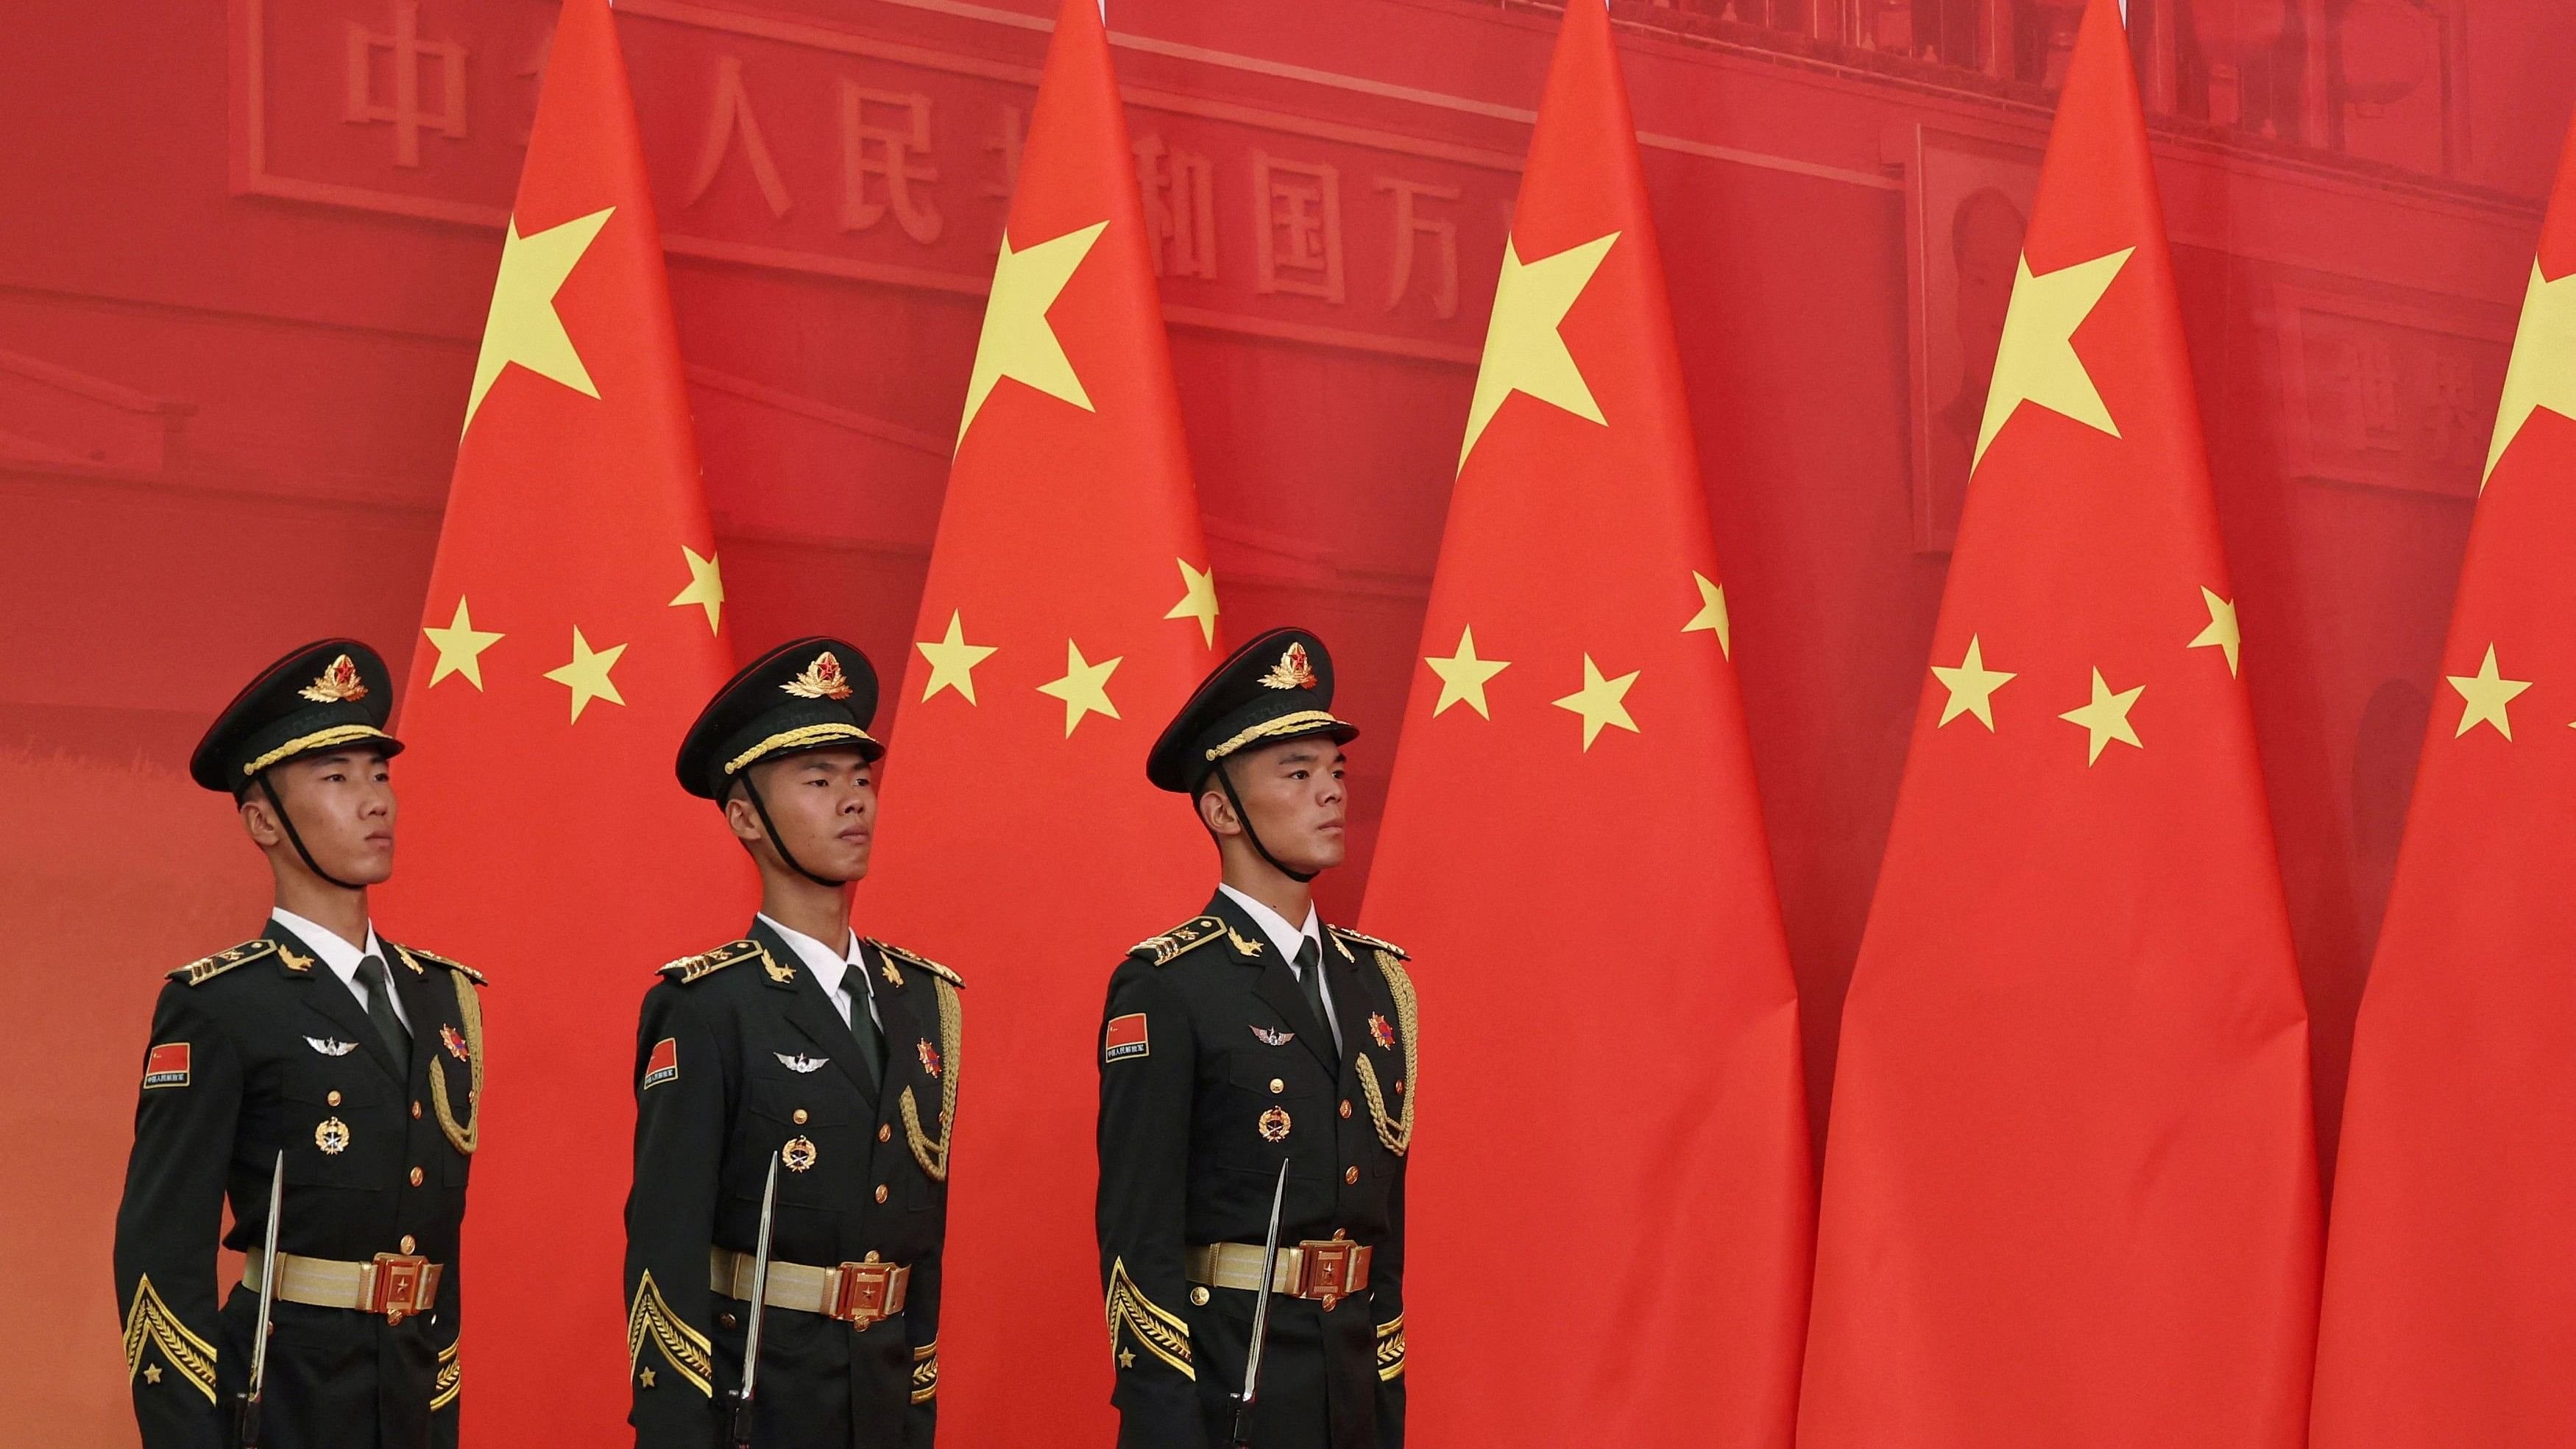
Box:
(898, 977, 964, 1182)
(1375, 1316, 1406, 1382)
(723, 723, 878, 776)
(241, 724, 394, 778)
(627, 1271, 715, 1397)
(1105, 1258, 1194, 1381)
(1203, 710, 1345, 763)
(431, 1342, 461, 1411)
(1352, 949, 1418, 1156)
(122, 1276, 219, 1403)
(910, 1341, 938, 1404)
(419, 954, 484, 1156)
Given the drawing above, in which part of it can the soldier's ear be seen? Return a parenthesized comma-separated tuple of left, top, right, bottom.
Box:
(721, 785, 765, 847)
(1195, 781, 1239, 837)
(237, 791, 281, 847)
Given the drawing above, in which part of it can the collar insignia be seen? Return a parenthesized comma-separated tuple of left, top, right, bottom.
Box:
(297, 653, 370, 703)
(1259, 642, 1318, 690)
(781, 651, 856, 700)
(1250, 1026, 1295, 1046)
(775, 1052, 828, 1073)
(278, 946, 315, 973)
(763, 952, 798, 985)
(1227, 929, 1264, 957)
(305, 1035, 360, 1057)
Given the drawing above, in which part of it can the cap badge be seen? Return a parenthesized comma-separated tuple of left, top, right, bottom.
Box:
(782, 651, 856, 701)
(298, 653, 370, 704)
(1259, 642, 1318, 690)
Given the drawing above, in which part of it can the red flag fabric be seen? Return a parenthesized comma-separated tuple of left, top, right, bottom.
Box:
(1354, 4, 1812, 1442)
(854, 0, 1222, 1438)
(381, 0, 746, 1438)
(1796, 4, 2320, 1445)
(2309, 121, 2576, 1448)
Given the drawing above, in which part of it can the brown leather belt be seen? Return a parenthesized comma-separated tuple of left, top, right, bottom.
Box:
(1186, 1237, 1374, 1310)
(710, 1246, 910, 1331)
(241, 1251, 442, 1323)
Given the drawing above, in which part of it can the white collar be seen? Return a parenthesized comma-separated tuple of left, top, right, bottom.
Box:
(1217, 884, 1321, 968)
(270, 907, 383, 988)
(759, 913, 860, 1000)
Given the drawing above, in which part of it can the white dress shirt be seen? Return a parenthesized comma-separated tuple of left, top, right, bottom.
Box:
(758, 913, 883, 1034)
(271, 906, 409, 1032)
(1219, 883, 1340, 1052)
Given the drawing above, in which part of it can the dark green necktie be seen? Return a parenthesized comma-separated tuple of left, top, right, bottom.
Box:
(355, 954, 411, 1071)
(849, 970, 885, 1084)
(1293, 937, 1334, 1050)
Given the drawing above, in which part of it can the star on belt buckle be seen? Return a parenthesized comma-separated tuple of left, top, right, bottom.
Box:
(829, 1258, 903, 1330)
(366, 1253, 432, 1322)
(1293, 1239, 1368, 1310)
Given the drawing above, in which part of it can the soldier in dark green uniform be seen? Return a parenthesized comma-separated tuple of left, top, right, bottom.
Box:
(1097, 628, 1414, 1449)
(114, 639, 485, 1449)
(626, 637, 961, 1448)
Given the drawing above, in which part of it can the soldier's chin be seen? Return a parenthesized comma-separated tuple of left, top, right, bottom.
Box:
(1288, 835, 1346, 874)
(330, 848, 397, 887)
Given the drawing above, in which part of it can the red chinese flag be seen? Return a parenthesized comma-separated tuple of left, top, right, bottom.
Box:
(381, 0, 747, 1438)
(855, 0, 1221, 1437)
(1355, 4, 1811, 1442)
(1797, 4, 2320, 1444)
(2310, 121, 2576, 1448)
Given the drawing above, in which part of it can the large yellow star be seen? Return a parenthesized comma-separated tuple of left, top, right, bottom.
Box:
(915, 610, 998, 705)
(422, 596, 506, 690)
(2449, 644, 2530, 740)
(1974, 247, 2134, 470)
(1036, 639, 1122, 737)
(1458, 232, 1621, 470)
(463, 207, 615, 435)
(2485, 259, 2576, 488)
(1930, 634, 2014, 730)
(1552, 653, 1639, 751)
(543, 627, 627, 723)
(1682, 571, 1730, 658)
(2188, 587, 2241, 676)
(2058, 667, 2144, 765)
(1164, 559, 1220, 648)
(957, 222, 1110, 448)
(668, 546, 724, 634)
(1425, 626, 1510, 719)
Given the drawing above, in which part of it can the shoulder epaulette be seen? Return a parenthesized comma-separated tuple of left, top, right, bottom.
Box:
(1328, 925, 1409, 962)
(1128, 915, 1228, 967)
(866, 938, 963, 988)
(397, 944, 489, 985)
(168, 939, 279, 986)
(658, 939, 764, 985)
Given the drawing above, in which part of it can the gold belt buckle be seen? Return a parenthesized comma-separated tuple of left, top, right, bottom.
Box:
(1292, 1239, 1370, 1309)
(829, 1258, 905, 1330)
(366, 1253, 432, 1323)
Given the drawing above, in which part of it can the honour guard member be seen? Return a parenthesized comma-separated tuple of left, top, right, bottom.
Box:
(1098, 628, 1415, 1449)
(627, 638, 961, 1448)
(114, 640, 484, 1449)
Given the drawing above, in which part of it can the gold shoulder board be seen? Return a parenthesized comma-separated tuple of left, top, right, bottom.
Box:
(657, 939, 762, 984)
(403, 946, 489, 985)
(168, 940, 280, 986)
(867, 939, 963, 988)
(1128, 915, 1227, 967)
(1328, 925, 1409, 961)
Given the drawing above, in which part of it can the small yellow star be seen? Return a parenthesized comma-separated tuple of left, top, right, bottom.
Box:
(2486, 258, 2576, 488)
(142, 1362, 162, 1385)
(2059, 667, 2145, 765)
(1552, 653, 1640, 750)
(2188, 587, 2241, 676)
(1425, 626, 1510, 719)
(1164, 559, 1220, 648)
(464, 207, 616, 434)
(914, 609, 998, 705)
(543, 627, 627, 723)
(1682, 571, 1730, 658)
(1930, 634, 2015, 730)
(1118, 1347, 1136, 1370)
(1975, 247, 2134, 470)
(2449, 644, 2531, 740)
(1459, 231, 1621, 470)
(638, 1367, 656, 1389)
(958, 222, 1110, 447)
(1036, 639, 1122, 737)
(422, 596, 506, 690)
(668, 546, 724, 634)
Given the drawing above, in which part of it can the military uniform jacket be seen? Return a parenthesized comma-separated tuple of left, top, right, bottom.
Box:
(1097, 893, 1414, 1449)
(113, 919, 484, 1449)
(624, 919, 962, 1448)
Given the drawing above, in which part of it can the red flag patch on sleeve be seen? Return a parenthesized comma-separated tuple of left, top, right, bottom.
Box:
(143, 1043, 191, 1089)
(1103, 1013, 1150, 1063)
(643, 1036, 679, 1089)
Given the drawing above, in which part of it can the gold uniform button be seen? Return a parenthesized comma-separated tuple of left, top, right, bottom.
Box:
(1344, 1166, 1359, 1185)
(409, 1167, 425, 1187)
(1339, 1100, 1352, 1119)
(1269, 1078, 1285, 1094)
(719, 1312, 739, 1330)
(875, 1185, 889, 1204)
(1190, 1286, 1210, 1306)
(411, 1101, 422, 1120)
(400, 1235, 416, 1254)
(326, 1090, 342, 1107)
(878, 1124, 891, 1143)
(792, 1109, 809, 1125)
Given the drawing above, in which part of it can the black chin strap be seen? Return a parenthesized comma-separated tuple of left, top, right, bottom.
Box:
(255, 772, 365, 892)
(1213, 761, 1317, 885)
(737, 775, 849, 890)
